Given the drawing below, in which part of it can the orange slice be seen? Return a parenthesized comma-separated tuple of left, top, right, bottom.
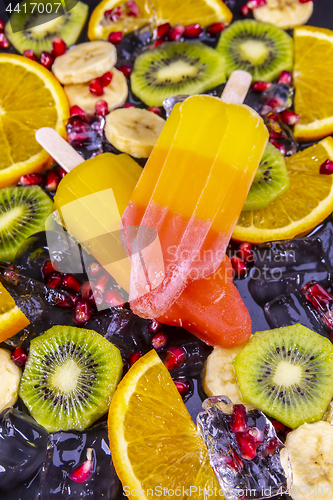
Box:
(108, 350, 223, 500)
(233, 138, 333, 244)
(294, 25, 333, 141)
(0, 53, 69, 187)
(88, 0, 232, 41)
(0, 282, 30, 343)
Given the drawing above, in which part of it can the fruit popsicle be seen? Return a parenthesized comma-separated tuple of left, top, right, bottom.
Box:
(122, 90, 269, 318)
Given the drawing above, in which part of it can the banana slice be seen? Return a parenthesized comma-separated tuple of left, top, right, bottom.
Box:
(52, 41, 117, 85)
(284, 421, 333, 500)
(64, 68, 128, 114)
(0, 348, 21, 412)
(253, 0, 313, 29)
(202, 345, 246, 404)
(105, 107, 165, 158)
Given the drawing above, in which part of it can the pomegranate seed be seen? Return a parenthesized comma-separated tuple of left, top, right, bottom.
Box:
(320, 159, 333, 175)
(151, 39, 164, 48)
(267, 97, 284, 110)
(74, 300, 93, 324)
(58, 167, 67, 178)
(152, 332, 168, 350)
(70, 118, 90, 133)
(126, 0, 140, 16)
(42, 259, 58, 278)
(238, 242, 253, 263)
(70, 105, 87, 120)
(0, 20, 4, 32)
(241, 3, 250, 15)
(148, 318, 162, 333)
(23, 49, 38, 61)
(80, 281, 93, 301)
(124, 103, 135, 108)
(92, 288, 104, 306)
(89, 78, 104, 96)
(0, 33, 10, 49)
(40, 52, 54, 70)
(100, 71, 113, 88)
(87, 261, 101, 277)
(95, 100, 109, 116)
(279, 109, 300, 125)
(303, 282, 333, 307)
(108, 31, 123, 45)
(147, 106, 162, 116)
(278, 70, 292, 85)
(270, 140, 286, 156)
(11, 347, 28, 368)
(69, 449, 94, 483)
(248, 427, 264, 444)
(268, 128, 284, 140)
(236, 432, 257, 460)
(247, 0, 266, 9)
(47, 272, 62, 289)
(208, 23, 225, 36)
(266, 437, 279, 455)
(52, 37, 67, 58)
(169, 26, 185, 41)
(184, 24, 202, 39)
(231, 256, 247, 278)
(224, 449, 244, 471)
(230, 404, 248, 433)
(56, 294, 75, 308)
(164, 346, 186, 370)
(103, 289, 125, 307)
(251, 81, 272, 92)
(157, 22, 171, 38)
(118, 64, 132, 78)
(299, 0, 313, 3)
(173, 379, 190, 397)
(105, 6, 122, 21)
(94, 274, 109, 293)
(272, 420, 285, 434)
(129, 351, 142, 366)
(61, 274, 81, 293)
(43, 170, 60, 191)
(19, 173, 42, 186)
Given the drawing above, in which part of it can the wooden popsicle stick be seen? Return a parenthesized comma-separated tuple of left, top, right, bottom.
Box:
(220, 70, 252, 104)
(35, 127, 84, 173)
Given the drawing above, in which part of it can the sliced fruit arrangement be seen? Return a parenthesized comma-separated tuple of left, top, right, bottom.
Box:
(130, 41, 226, 106)
(253, 0, 313, 30)
(0, 53, 69, 187)
(0, 348, 22, 413)
(284, 422, 333, 500)
(233, 137, 333, 244)
(108, 349, 223, 500)
(88, 0, 232, 41)
(105, 107, 165, 157)
(216, 19, 293, 81)
(202, 345, 245, 403)
(19, 325, 123, 432)
(233, 324, 333, 429)
(0, 282, 30, 342)
(0, 186, 53, 262)
(293, 25, 333, 141)
(52, 41, 128, 114)
(5, 0, 88, 55)
(243, 142, 290, 211)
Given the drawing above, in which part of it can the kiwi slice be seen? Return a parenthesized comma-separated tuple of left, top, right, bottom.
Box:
(0, 186, 53, 263)
(243, 142, 290, 211)
(19, 326, 123, 432)
(216, 20, 293, 82)
(130, 41, 226, 106)
(233, 324, 333, 429)
(5, 0, 88, 55)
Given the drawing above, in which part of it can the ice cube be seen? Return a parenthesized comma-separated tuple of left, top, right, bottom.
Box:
(264, 292, 329, 338)
(261, 83, 294, 115)
(197, 396, 292, 500)
(0, 408, 49, 490)
(163, 95, 189, 117)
